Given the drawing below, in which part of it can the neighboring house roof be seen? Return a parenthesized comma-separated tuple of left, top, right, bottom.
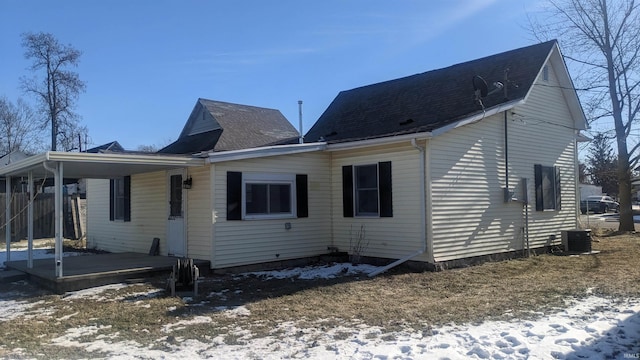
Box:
(159, 98, 300, 154)
(85, 141, 125, 153)
(305, 40, 584, 144)
(0, 150, 29, 167)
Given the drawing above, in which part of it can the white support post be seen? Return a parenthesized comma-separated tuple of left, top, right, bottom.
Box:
(54, 162, 64, 278)
(5, 177, 10, 262)
(28, 171, 34, 268)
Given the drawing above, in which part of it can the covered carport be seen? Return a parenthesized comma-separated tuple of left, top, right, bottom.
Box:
(0, 151, 205, 279)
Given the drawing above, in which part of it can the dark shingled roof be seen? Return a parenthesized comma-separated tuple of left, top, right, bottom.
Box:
(159, 99, 299, 154)
(305, 40, 557, 143)
(85, 141, 125, 153)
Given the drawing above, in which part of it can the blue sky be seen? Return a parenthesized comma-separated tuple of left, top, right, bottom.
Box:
(0, 0, 544, 150)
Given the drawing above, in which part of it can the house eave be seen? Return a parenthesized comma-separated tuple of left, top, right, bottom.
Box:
(205, 143, 327, 163)
(0, 151, 206, 179)
(325, 132, 433, 151)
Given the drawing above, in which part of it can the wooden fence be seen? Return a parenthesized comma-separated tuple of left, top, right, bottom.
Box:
(0, 193, 81, 242)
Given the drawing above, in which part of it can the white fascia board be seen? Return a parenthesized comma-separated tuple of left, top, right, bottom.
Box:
(0, 151, 205, 177)
(206, 143, 327, 163)
(46, 151, 205, 167)
(326, 132, 432, 151)
(0, 153, 48, 177)
(430, 99, 525, 138)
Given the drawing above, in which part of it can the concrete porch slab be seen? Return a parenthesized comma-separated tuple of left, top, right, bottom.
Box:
(5, 252, 209, 294)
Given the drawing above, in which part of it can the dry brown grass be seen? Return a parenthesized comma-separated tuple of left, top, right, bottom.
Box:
(0, 232, 638, 358)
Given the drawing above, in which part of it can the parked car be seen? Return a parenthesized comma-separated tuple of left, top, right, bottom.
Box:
(580, 195, 619, 214)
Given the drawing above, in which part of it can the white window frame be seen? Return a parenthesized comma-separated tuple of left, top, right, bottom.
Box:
(111, 177, 126, 221)
(242, 173, 296, 220)
(354, 163, 380, 217)
(540, 165, 558, 211)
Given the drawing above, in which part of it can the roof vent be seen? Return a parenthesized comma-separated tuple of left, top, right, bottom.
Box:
(399, 119, 414, 126)
(325, 131, 337, 138)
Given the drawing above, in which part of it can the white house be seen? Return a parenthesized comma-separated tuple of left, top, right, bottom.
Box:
(0, 40, 587, 274)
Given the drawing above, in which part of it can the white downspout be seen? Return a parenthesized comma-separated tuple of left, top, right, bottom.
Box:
(368, 138, 427, 277)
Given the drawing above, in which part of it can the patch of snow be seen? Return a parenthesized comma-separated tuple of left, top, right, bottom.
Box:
(1, 247, 89, 269)
(162, 316, 213, 333)
(62, 283, 131, 301)
(243, 263, 381, 280)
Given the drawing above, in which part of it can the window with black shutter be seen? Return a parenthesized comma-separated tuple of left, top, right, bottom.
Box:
(342, 162, 392, 217)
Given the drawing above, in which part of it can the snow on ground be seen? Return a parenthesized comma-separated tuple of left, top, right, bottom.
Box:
(1, 262, 639, 359)
(242, 262, 380, 279)
(0, 240, 87, 269)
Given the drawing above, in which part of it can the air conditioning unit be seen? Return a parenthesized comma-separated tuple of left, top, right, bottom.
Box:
(561, 229, 592, 253)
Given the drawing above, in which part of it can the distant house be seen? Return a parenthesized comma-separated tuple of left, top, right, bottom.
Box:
(86, 141, 125, 153)
(0, 40, 587, 272)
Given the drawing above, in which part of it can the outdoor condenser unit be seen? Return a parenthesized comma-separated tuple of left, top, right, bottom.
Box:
(561, 229, 592, 253)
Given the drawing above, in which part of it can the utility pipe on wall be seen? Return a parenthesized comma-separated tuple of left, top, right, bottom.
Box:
(298, 100, 304, 144)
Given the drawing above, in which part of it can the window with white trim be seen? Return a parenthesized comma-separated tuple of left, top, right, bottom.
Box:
(342, 161, 393, 218)
(242, 173, 296, 219)
(109, 176, 131, 222)
(355, 164, 379, 216)
(534, 164, 561, 211)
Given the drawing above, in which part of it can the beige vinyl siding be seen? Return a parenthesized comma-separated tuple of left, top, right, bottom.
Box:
(86, 172, 167, 254)
(430, 60, 578, 261)
(186, 165, 212, 260)
(331, 142, 424, 261)
(212, 152, 331, 268)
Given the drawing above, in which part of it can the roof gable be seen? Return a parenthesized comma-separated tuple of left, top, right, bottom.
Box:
(85, 141, 125, 153)
(160, 99, 299, 154)
(305, 40, 579, 143)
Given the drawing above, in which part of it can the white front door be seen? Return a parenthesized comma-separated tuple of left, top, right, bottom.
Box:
(167, 169, 186, 257)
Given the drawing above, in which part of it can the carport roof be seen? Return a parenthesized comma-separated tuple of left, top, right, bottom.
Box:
(0, 151, 206, 179)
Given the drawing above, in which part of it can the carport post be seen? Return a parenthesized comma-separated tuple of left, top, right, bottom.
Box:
(4, 176, 10, 262)
(54, 162, 64, 278)
(27, 171, 33, 268)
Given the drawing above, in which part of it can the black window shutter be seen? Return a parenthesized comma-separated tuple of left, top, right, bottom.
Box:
(378, 161, 393, 217)
(109, 179, 115, 221)
(227, 171, 242, 220)
(123, 176, 131, 222)
(296, 174, 308, 218)
(534, 164, 543, 211)
(342, 166, 354, 217)
(555, 167, 561, 211)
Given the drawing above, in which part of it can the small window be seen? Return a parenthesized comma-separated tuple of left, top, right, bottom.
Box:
(169, 174, 183, 217)
(342, 162, 392, 218)
(542, 65, 549, 81)
(355, 164, 379, 216)
(535, 164, 561, 211)
(246, 183, 292, 215)
(241, 173, 296, 219)
(109, 176, 131, 221)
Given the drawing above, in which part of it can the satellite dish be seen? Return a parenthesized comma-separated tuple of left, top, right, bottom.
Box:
(472, 75, 488, 97)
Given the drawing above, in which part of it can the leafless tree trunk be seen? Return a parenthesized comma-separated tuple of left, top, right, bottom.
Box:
(20, 32, 86, 152)
(531, 0, 640, 231)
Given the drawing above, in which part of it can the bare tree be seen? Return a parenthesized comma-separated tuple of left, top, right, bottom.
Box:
(20, 32, 86, 152)
(136, 144, 159, 153)
(531, 0, 640, 231)
(0, 96, 45, 154)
